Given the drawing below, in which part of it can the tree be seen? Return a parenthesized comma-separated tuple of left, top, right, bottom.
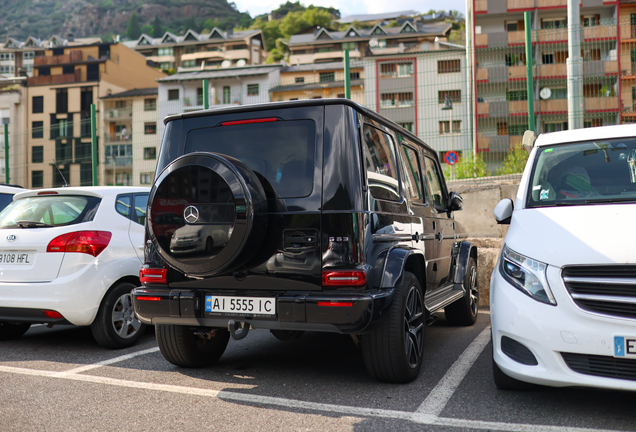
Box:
(126, 13, 141, 40)
(497, 145, 529, 176)
(151, 15, 163, 38)
(184, 16, 198, 33)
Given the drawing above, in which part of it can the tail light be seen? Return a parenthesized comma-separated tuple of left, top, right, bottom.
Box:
(322, 270, 367, 287)
(220, 118, 277, 126)
(42, 310, 64, 319)
(46, 231, 112, 257)
(139, 267, 167, 285)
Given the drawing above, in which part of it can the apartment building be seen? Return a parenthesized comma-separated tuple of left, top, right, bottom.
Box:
(99, 88, 159, 186)
(156, 64, 282, 139)
(25, 42, 165, 188)
(473, 0, 620, 157)
(124, 28, 267, 72)
(363, 43, 470, 155)
(0, 77, 27, 186)
(269, 62, 365, 103)
(288, 21, 452, 65)
(619, 1, 636, 121)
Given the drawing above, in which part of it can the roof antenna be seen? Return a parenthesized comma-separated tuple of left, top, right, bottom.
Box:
(52, 160, 69, 187)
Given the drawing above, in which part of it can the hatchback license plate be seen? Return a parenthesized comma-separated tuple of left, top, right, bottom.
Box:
(614, 336, 636, 358)
(0, 252, 34, 265)
(205, 296, 276, 316)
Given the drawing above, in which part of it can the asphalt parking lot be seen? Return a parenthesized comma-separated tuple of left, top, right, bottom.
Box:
(1, 311, 635, 432)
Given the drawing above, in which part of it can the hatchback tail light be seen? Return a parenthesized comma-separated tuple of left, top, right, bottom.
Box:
(46, 231, 112, 257)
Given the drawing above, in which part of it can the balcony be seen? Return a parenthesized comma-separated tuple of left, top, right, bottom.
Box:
(476, 100, 529, 117)
(536, 27, 567, 43)
(104, 133, 132, 144)
(104, 156, 133, 167)
(289, 50, 361, 65)
(475, 0, 487, 12)
(584, 25, 617, 40)
(539, 99, 567, 113)
(34, 50, 82, 66)
(225, 49, 251, 60)
(583, 60, 618, 77)
(26, 70, 81, 86)
(507, 31, 525, 44)
(585, 97, 619, 112)
(537, 0, 566, 7)
(507, 0, 534, 9)
(106, 108, 132, 121)
(181, 51, 225, 61)
(537, 63, 566, 78)
(475, 34, 488, 47)
(619, 21, 636, 40)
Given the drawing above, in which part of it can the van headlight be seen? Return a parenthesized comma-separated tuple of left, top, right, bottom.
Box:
(499, 245, 556, 305)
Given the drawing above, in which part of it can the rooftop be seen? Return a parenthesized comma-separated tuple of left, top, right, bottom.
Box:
(338, 10, 419, 24)
(101, 87, 158, 99)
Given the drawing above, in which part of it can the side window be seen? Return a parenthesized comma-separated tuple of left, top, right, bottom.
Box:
(115, 194, 131, 219)
(133, 194, 149, 225)
(423, 157, 447, 211)
(399, 144, 425, 204)
(361, 124, 400, 201)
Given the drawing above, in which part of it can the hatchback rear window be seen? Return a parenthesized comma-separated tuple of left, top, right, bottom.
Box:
(0, 195, 101, 228)
(185, 120, 316, 198)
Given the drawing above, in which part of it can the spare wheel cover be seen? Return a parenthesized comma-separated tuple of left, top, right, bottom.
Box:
(148, 152, 267, 277)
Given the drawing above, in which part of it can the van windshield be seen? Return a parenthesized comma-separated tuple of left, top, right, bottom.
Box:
(526, 138, 636, 208)
(185, 120, 316, 198)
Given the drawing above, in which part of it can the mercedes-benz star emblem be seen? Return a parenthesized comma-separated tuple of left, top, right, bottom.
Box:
(6, 235, 16, 241)
(183, 205, 199, 224)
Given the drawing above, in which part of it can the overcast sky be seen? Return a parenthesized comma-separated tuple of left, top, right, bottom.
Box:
(232, 0, 467, 20)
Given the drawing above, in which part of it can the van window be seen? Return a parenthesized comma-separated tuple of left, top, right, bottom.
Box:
(527, 138, 636, 207)
(361, 124, 400, 201)
(399, 144, 424, 203)
(185, 120, 316, 198)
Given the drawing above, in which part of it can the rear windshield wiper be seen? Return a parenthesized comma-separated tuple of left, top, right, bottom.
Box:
(15, 220, 53, 228)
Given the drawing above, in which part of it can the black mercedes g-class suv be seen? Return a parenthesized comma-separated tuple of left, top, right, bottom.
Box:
(133, 99, 478, 383)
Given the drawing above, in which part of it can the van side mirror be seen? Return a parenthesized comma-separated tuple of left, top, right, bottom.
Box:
(522, 130, 535, 154)
(448, 192, 463, 212)
(494, 198, 514, 225)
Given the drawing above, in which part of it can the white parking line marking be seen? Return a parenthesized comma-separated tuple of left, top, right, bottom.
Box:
(58, 347, 160, 375)
(417, 325, 492, 416)
(0, 363, 622, 432)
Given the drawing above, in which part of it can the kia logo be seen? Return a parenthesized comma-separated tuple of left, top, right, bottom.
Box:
(183, 206, 199, 224)
(6, 235, 15, 241)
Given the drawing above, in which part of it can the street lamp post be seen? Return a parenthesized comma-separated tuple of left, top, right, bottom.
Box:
(441, 95, 453, 179)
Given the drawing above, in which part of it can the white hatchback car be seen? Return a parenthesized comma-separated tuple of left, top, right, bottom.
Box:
(491, 125, 636, 391)
(0, 186, 149, 348)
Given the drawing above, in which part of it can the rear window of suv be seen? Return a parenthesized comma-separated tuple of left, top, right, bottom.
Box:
(0, 195, 101, 228)
(185, 120, 316, 198)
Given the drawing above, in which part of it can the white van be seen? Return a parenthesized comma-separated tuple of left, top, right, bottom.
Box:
(491, 125, 636, 391)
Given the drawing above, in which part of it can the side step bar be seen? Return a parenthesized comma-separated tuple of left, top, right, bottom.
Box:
(425, 283, 465, 314)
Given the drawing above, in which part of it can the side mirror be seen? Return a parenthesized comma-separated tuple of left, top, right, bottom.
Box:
(494, 198, 514, 225)
(522, 130, 535, 154)
(448, 192, 463, 212)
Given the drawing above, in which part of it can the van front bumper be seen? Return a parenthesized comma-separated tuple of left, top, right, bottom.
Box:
(132, 286, 395, 334)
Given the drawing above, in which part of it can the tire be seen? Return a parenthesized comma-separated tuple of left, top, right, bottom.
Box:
(0, 322, 31, 341)
(492, 354, 536, 391)
(445, 256, 478, 326)
(362, 271, 425, 383)
(91, 282, 146, 349)
(156, 325, 230, 368)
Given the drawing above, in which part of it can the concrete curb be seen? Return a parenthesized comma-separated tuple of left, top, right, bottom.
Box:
(467, 237, 503, 308)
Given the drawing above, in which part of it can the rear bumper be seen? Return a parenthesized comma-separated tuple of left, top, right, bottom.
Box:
(132, 286, 394, 334)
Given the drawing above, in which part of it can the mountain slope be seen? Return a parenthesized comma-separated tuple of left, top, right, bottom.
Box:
(0, 0, 245, 41)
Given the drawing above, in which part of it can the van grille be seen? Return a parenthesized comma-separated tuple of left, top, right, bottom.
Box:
(562, 266, 636, 320)
(561, 352, 636, 382)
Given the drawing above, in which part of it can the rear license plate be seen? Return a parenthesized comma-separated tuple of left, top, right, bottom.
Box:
(0, 252, 34, 265)
(614, 336, 636, 358)
(205, 296, 276, 316)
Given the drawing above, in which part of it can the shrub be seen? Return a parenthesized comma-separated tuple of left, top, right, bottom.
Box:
(443, 152, 489, 180)
(497, 145, 529, 176)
